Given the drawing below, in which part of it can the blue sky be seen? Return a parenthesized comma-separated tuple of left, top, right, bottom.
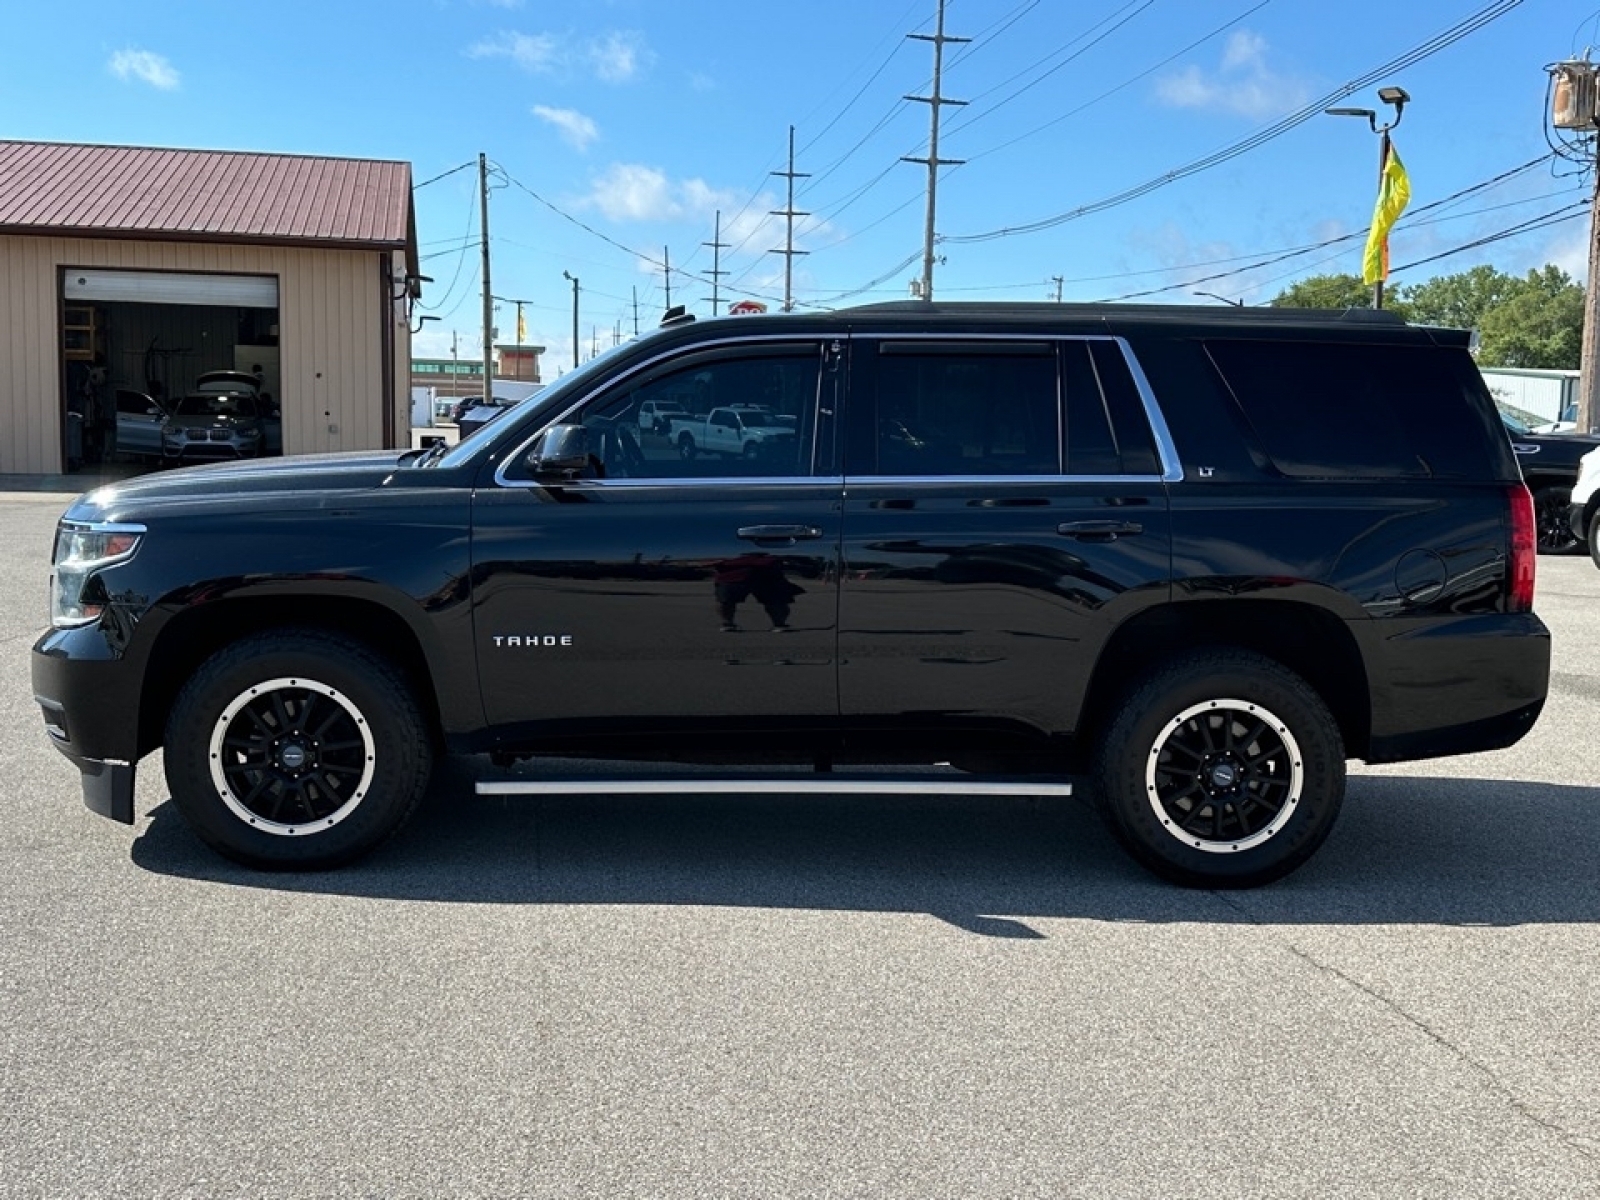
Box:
(1, 0, 1592, 369)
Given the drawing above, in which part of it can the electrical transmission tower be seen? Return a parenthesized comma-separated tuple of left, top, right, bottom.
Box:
(768, 126, 810, 312)
(903, 0, 968, 302)
(703, 210, 729, 316)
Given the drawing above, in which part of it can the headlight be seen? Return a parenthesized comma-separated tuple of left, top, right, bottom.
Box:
(51, 522, 144, 628)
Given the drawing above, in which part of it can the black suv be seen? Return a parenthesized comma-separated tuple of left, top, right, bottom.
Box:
(33, 303, 1549, 888)
(1498, 408, 1600, 553)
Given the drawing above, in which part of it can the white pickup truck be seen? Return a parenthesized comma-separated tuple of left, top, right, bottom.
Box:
(668, 405, 797, 461)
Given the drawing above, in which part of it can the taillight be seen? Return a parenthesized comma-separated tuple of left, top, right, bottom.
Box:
(1508, 484, 1536, 612)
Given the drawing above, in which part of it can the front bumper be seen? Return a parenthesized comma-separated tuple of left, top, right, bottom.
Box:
(32, 628, 144, 824)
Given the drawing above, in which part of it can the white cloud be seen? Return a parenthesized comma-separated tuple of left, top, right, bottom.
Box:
(1156, 30, 1307, 120)
(467, 29, 651, 83)
(533, 105, 599, 151)
(589, 31, 651, 83)
(108, 49, 180, 91)
(583, 163, 741, 223)
(468, 31, 559, 72)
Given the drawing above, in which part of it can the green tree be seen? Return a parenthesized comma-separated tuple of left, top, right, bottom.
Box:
(1269, 273, 1374, 310)
(1474, 266, 1584, 369)
(1393, 264, 1518, 330)
(1271, 264, 1584, 369)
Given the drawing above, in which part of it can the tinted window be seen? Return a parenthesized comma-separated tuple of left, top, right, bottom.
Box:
(1060, 341, 1162, 476)
(567, 349, 821, 480)
(1088, 341, 1161, 475)
(1207, 339, 1504, 479)
(868, 344, 1059, 476)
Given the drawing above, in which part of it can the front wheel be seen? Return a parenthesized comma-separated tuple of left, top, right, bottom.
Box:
(1092, 651, 1345, 888)
(164, 630, 433, 870)
(1588, 509, 1600, 571)
(1532, 483, 1580, 554)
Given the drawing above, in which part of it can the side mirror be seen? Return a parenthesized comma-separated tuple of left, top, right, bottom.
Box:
(527, 424, 596, 481)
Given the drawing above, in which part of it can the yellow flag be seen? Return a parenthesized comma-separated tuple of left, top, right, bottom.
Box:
(1362, 144, 1411, 286)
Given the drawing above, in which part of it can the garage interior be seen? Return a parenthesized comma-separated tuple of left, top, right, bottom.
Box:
(62, 269, 282, 472)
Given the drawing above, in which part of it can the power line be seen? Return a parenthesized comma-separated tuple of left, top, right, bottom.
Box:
(957, 0, 1272, 165)
(1090, 154, 1559, 302)
(412, 160, 476, 190)
(944, 0, 1526, 245)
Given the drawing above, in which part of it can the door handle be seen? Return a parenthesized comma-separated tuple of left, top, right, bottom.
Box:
(1057, 520, 1143, 541)
(737, 524, 824, 543)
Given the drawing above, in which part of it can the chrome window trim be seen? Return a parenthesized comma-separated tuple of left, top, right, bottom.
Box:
(843, 473, 1169, 487)
(490, 328, 1186, 489)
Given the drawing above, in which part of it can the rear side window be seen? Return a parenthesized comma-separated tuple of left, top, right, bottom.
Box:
(868, 343, 1060, 476)
(1062, 341, 1162, 476)
(1206, 339, 1505, 479)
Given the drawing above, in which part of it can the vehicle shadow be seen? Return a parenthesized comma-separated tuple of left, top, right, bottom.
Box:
(129, 763, 1600, 934)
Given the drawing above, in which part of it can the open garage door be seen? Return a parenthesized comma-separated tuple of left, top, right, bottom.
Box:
(65, 269, 279, 309)
(61, 268, 281, 474)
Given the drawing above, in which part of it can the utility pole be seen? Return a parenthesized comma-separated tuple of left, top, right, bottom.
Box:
(632, 286, 640, 336)
(903, 0, 968, 302)
(1580, 136, 1600, 431)
(768, 127, 810, 312)
(1551, 59, 1599, 430)
(479, 153, 494, 404)
(703, 210, 729, 315)
(562, 271, 579, 369)
(663, 246, 672, 312)
(1051, 276, 1064, 303)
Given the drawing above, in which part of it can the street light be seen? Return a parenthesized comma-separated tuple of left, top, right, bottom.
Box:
(562, 270, 580, 369)
(1326, 86, 1410, 310)
(1193, 291, 1244, 306)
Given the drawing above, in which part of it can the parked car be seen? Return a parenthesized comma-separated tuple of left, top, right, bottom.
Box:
(1499, 407, 1600, 553)
(454, 396, 516, 439)
(34, 301, 1549, 889)
(188, 370, 282, 455)
(455, 391, 545, 440)
(637, 398, 689, 434)
(113, 389, 170, 461)
(1567, 444, 1600, 568)
(669, 406, 797, 463)
(160, 391, 266, 463)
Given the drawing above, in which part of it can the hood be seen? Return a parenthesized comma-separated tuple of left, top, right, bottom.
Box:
(64, 450, 411, 524)
(166, 411, 261, 430)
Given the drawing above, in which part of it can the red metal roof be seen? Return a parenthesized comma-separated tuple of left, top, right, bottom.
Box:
(0, 141, 414, 251)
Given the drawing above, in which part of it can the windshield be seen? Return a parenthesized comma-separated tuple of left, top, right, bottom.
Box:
(431, 340, 635, 469)
(174, 393, 259, 418)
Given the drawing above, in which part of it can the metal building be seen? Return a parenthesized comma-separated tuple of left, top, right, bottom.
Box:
(0, 140, 420, 475)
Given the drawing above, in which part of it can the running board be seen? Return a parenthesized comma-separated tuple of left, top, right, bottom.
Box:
(475, 775, 1074, 798)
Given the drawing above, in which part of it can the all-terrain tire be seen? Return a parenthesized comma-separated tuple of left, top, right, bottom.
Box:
(163, 630, 433, 870)
(1091, 650, 1345, 888)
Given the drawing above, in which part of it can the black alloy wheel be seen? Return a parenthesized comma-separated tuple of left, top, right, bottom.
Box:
(1532, 484, 1580, 554)
(165, 630, 433, 869)
(1092, 650, 1346, 888)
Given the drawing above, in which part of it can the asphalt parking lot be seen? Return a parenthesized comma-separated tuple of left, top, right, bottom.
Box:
(2, 484, 1597, 1199)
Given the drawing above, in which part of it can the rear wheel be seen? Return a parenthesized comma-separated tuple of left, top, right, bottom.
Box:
(164, 630, 433, 870)
(1588, 509, 1600, 571)
(1092, 651, 1345, 888)
(678, 432, 697, 460)
(1532, 483, 1579, 554)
